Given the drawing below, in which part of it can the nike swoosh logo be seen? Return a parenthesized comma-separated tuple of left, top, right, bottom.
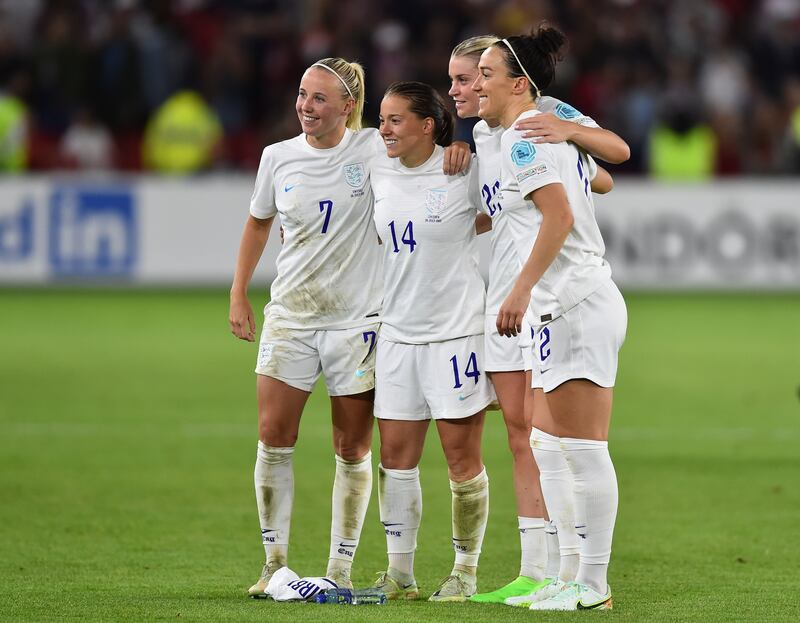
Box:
(458, 395, 467, 401)
(355, 370, 367, 378)
(577, 597, 611, 610)
(338, 542, 356, 548)
(284, 184, 298, 192)
(381, 522, 402, 527)
(261, 529, 276, 533)
(375, 197, 384, 203)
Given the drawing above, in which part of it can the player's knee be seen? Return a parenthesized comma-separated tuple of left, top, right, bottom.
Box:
(259, 421, 298, 447)
(379, 445, 417, 470)
(335, 439, 371, 462)
(506, 423, 531, 456)
(445, 454, 482, 482)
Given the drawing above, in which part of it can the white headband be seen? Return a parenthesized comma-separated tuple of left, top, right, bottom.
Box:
(311, 62, 355, 99)
(501, 39, 540, 98)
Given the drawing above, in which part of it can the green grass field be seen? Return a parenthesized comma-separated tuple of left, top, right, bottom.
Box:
(1, 290, 798, 622)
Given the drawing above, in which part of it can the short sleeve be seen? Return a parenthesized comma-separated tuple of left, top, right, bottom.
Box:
(249, 147, 277, 219)
(586, 153, 599, 181)
(466, 156, 481, 214)
(503, 134, 563, 199)
(538, 96, 601, 129)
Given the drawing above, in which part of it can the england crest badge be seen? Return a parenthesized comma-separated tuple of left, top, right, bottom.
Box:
(343, 162, 366, 188)
(425, 189, 447, 223)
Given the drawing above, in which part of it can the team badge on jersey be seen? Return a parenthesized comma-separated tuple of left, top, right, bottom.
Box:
(511, 141, 536, 166)
(343, 162, 366, 188)
(425, 189, 447, 223)
(554, 103, 581, 120)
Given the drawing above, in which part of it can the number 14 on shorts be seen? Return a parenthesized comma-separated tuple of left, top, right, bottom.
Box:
(450, 352, 480, 389)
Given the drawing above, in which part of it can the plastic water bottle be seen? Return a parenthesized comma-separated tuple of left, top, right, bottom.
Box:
(315, 588, 387, 605)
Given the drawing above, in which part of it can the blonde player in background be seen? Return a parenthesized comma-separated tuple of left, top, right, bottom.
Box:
(448, 35, 628, 605)
(369, 81, 492, 602)
(229, 57, 471, 596)
(474, 25, 627, 610)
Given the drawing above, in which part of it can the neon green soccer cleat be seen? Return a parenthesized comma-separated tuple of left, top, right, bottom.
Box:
(529, 581, 612, 611)
(505, 578, 564, 607)
(469, 576, 551, 604)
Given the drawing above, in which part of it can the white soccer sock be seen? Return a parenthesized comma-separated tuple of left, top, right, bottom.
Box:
(254, 441, 294, 566)
(379, 464, 422, 578)
(544, 519, 560, 579)
(561, 436, 618, 594)
(518, 516, 547, 581)
(531, 427, 580, 582)
(450, 468, 489, 572)
(327, 452, 373, 576)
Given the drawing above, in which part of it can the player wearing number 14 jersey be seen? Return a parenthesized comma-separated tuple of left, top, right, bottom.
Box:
(369, 82, 492, 603)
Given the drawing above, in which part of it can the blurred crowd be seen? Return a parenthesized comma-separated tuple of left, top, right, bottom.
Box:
(0, 0, 799, 176)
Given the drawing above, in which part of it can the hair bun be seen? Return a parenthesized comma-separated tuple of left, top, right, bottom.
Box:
(530, 24, 567, 61)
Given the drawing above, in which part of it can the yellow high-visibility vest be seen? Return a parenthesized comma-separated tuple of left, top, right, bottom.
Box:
(0, 95, 27, 171)
(649, 124, 717, 180)
(142, 91, 222, 173)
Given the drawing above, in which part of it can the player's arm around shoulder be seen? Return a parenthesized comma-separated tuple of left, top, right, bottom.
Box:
(515, 113, 630, 165)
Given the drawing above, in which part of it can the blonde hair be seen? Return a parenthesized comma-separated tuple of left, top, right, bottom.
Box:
(451, 35, 501, 61)
(311, 57, 366, 131)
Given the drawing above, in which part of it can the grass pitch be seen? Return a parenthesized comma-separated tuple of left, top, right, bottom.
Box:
(0, 289, 798, 622)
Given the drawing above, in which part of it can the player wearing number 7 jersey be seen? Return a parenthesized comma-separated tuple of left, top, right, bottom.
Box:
(369, 82, 492, 602)
(230, 57, 473, 598)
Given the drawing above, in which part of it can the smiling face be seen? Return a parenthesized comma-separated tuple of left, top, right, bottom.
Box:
(474, 45, 520, 124)
(379, 94, 434, 165)
(448, 54, 481, 119)
(296, 67, 352, 145)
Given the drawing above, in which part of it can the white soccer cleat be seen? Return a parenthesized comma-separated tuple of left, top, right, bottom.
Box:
(326, 567, 354, 591)
(428, 570, 477, 602)
(529, 581, 612, 610)
(504, 578, 565, 608)
(247, 560, 285, 598)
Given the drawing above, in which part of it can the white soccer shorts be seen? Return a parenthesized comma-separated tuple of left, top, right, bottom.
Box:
(374, 334, 493, 420)
(532, 280, 627, 392)
(255, 323, 379, 395)
(484, 314, 525, 372)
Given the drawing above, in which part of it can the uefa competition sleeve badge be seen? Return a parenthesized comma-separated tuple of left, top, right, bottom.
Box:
(554, 102, 581, 119)
(511, 141, 536, 167)
(425, 189, 447, 223)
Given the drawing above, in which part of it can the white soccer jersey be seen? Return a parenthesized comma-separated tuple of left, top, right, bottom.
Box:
(536, 96, 600, 129)
(371, 145, 485, 344)
(250, 128, 385, 331)
(476, 97, 599, 315)
(499, 109, 612, 324)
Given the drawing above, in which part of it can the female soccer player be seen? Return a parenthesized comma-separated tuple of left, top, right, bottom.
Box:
(230, 58, 470, 596)
(474, 26, 627, 610)
(447, 35, 628, 605)
(369, 81, 492, 602)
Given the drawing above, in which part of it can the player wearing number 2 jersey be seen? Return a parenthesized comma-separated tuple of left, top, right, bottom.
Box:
(475, 25, 627, 611)
(369, 81, 492, 603)
(448, 34, 628, 606)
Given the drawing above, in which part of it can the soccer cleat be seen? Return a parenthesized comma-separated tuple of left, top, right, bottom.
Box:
(505, 578, 564, 608)
(529, 581, 612, 611)
(428, 570, 477, 602)
(247, 560, 285, 598)
(372, 570, 419, 600)
(470, 576, 550, 604)
(326, 567, 354, 590)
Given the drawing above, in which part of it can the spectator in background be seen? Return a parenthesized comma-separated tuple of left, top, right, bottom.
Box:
(59, 106, 113, 170)
(648, 105, 717, 181)
(142, 90, 221, 173)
